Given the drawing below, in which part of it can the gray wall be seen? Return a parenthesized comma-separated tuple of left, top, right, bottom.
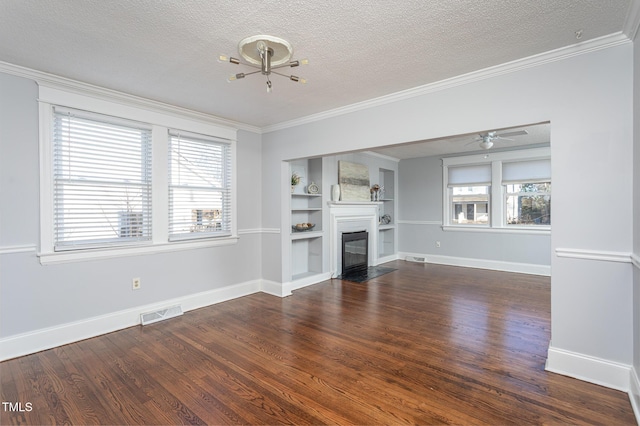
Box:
(262, 43, 634, 379)
(633, 23, 640, 397)
(397, 155, 551, 267)
(0, 73, 263, 338)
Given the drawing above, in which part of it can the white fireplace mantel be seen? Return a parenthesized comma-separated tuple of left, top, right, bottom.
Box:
(328, 202, 379, 277)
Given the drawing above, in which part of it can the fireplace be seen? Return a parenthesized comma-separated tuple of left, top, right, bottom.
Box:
(342, 231, 369, 276)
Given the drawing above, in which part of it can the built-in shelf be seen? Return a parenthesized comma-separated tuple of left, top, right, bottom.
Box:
(377, 168, 396, 259)
(289, 157, 324, 282)
(290, 231, 323, 240)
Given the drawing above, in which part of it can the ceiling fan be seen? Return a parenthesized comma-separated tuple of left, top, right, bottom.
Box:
(472, 130, 528, 150)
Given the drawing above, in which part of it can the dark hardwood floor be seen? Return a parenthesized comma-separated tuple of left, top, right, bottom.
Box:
(1, 261, 636, 425)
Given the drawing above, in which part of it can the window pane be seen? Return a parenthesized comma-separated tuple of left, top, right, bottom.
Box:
(506, 182, 551, 225)
(451, 186, 489, 224)
(169, 133, 231, 239)
(53, 110, 152, 249)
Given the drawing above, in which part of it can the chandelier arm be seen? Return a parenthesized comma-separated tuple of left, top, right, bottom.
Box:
(270, 70, 292, 78)
(271, 62, 298, 70)
(240, 69, 263, 77)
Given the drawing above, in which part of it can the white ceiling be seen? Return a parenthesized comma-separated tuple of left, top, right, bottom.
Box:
(370, 122, 550, 160)
(0, 0, 639, 158)
(0, 0, 635, 136)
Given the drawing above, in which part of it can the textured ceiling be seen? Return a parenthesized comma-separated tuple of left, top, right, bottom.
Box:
(0, 0, 634, 131)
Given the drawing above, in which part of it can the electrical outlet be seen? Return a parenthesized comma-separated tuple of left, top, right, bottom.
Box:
(436, 241, 441, 248)
(132, 277, 141, 290)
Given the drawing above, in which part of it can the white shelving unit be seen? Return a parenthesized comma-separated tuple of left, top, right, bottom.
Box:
(290, 158, 324, 282)
(378, 167, 396, 261)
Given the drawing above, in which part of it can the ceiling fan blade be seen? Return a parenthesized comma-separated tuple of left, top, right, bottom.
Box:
(497, 130, 528, 138)
(496, 136, 514, 141)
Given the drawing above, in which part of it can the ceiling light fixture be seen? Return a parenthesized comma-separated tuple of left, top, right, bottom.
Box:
(219, 35, 308, 93)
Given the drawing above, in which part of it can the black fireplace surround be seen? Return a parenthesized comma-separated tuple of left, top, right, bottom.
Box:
(341, 231, 368, 277)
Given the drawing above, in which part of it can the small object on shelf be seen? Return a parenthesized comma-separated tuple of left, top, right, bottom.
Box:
(292, 223, 316, 232)
(307, 181, 319, 194)
(331, 184, 341, 201)
(380, 214, 391, 225)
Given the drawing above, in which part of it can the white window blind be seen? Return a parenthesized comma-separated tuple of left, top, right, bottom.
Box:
(53, 107, 152, 250)
(169, 131, 232, 240)
(447, 164, 492, 186)
(502, 159, 551, 183)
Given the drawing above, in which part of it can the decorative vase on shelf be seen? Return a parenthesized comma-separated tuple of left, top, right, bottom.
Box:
(291, 185, 295, 193)
(331, 184, 341, 202)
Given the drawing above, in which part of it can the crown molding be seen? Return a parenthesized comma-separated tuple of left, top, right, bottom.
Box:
(623, 0, 640, 41)
(0, 61, 262, 135)
(262, 32, 631, 134)
(361, 150, 401, 162)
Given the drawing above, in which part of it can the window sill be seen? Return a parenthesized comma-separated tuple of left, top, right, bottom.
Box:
(38, 235, 239, 265)
(441, 225, 550, 235)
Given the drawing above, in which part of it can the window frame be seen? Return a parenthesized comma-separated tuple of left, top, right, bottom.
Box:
(168, 130, 233, 241)
(38, 83, 238, 264)
(442, 147, 551, 234)
(504, 181, 551, 227)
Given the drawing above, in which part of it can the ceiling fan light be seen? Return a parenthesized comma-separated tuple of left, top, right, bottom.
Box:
(479, 139, 493, 149)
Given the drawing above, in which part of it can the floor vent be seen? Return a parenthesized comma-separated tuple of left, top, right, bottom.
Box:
(406, 256, 427, 263)
(140, 305, 183, 326)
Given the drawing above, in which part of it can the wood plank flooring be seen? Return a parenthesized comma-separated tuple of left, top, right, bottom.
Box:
(1, 261, 636, 425)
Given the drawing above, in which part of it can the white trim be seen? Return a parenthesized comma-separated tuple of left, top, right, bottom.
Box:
(398, 251, 551, 276)
(361, 151, 401, 163)
(631, 253, 640, 269)
(545, 346, 631, 392)
(555, 248, 632, 263)
(377, 253, 399, 265)
(291, 271, 333, 293)
(397, 220, 441, 226)
(0, 244, 37, 255)
(442, 225, 551, 235)
(623, 0, 640, 41)
(38, 237, 239, 265)
(0, 61, 260, 134)
(629, 367, 640, 424)
(263, 33, 629, 133)
(0, 279, 263, 361)
(261, 279, 292, 297)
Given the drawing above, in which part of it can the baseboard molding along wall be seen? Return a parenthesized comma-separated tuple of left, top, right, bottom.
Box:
(630, 367, 640, 424)
(0, 279, 268, 361)
(546, 345, 632, 392)
(398, 252, 551, 276)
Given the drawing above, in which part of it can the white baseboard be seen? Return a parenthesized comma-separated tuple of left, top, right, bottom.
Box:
(630, 366, 640, 424)
(377, 253, 399, 265)
(545, 346, 631, 392)
(398, 252, 551, 276)
(261, 279, 292, 297)
(0, 279, 262, 361)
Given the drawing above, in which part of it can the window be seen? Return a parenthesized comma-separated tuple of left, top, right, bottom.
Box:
(503, 158, 551, 227)
(452, 186, 490, 224)
(38, 83, 238, 264)
(447, 164, 491, 226)
(52, 107, 152, 250)
(505, 182, 551, 225)
(442, 147, 551, 232)
(168, 131, 232, 239)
